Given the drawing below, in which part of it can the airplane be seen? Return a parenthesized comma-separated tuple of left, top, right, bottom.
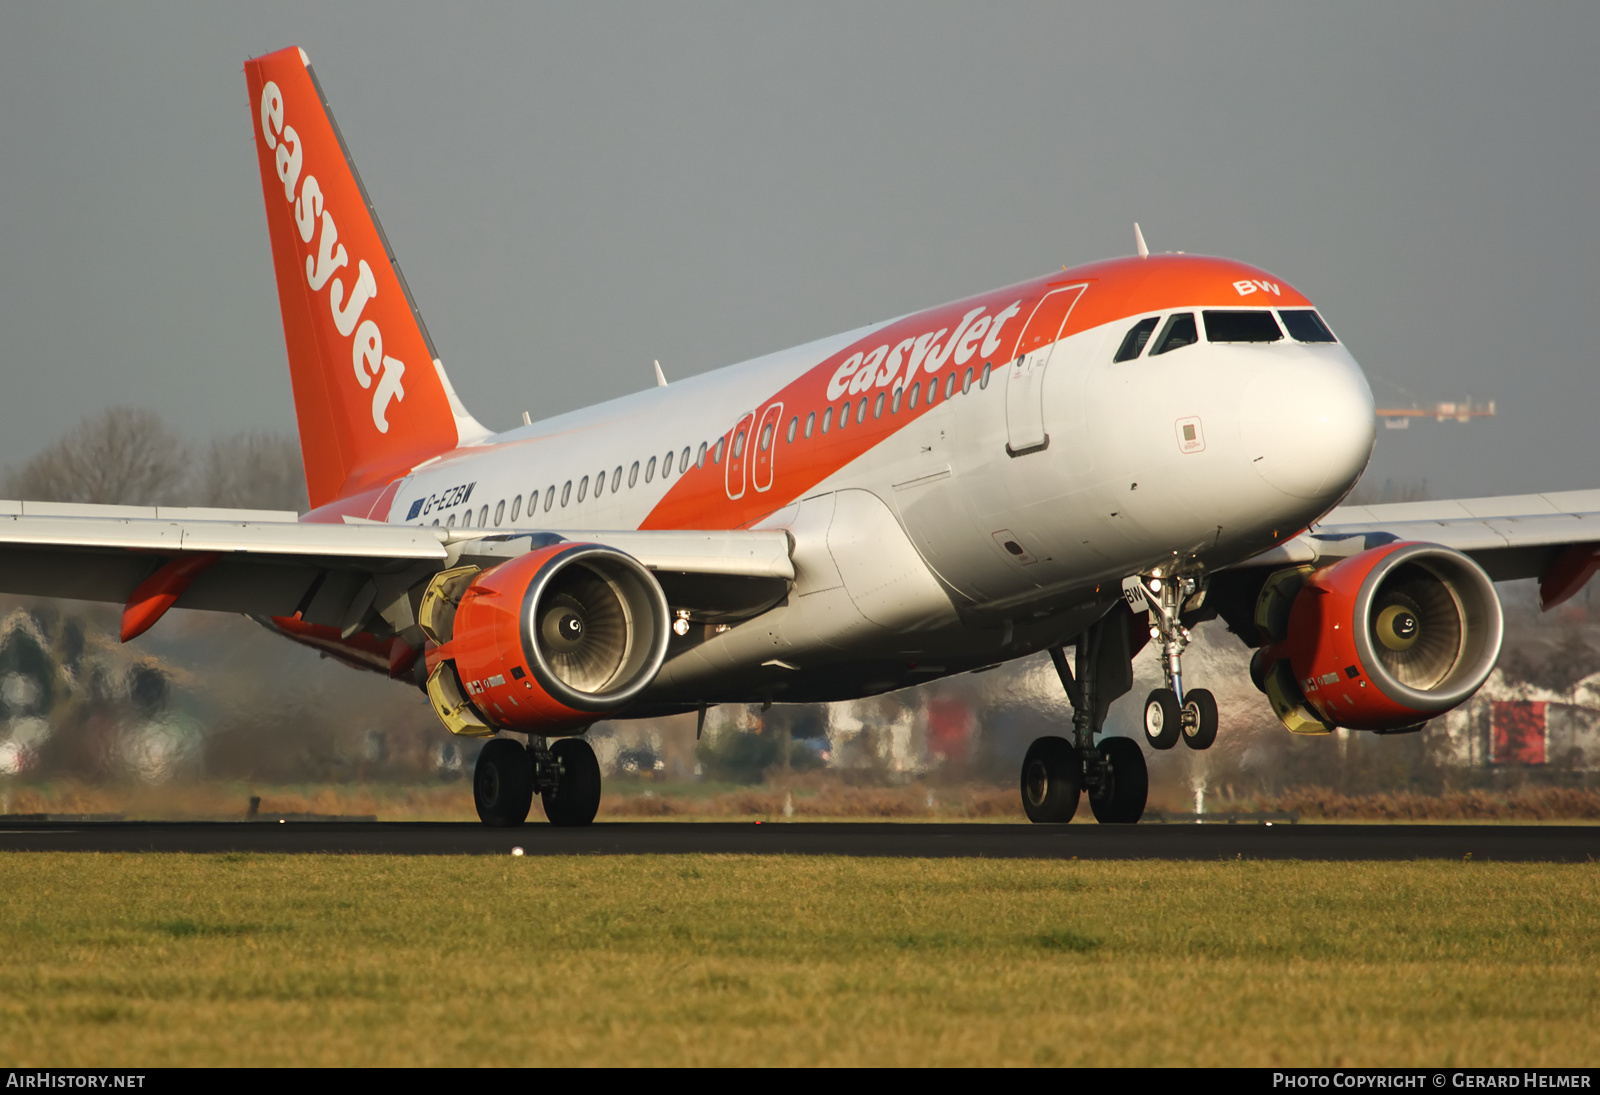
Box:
(4, 44, 1599, 827)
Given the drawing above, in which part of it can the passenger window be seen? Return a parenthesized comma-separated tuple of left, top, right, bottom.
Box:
(612, 466, 622, 492)
(1151, 313, 1198, 355)
(479, 505, 489, 527)
(628, 461, 639, 488)
(761, 422, 774, 451)
(805, 411, 816, 438)
(713, 438, 725, 464)
(962, 366, 974, 394)
(1204, 310, 1281, 343)
(1279, 309, 1337, 343)
(1113, 317, 1160, 362)
(926, 377, 938, 404)
(907, 383, 919, 410)
(593, 469, 605, 498)
(944, 373, 955, 400)
(645, 456, 656, 483)
(836, 404, 847, 431)
(873, 392, 885, 419)
(577, 476, 589, 502)
(460, 509, 471, 528)
(892, 387, 903, 414)
(494, 500, 505, 526)
(856, 397, 867, 424)
(980, 362, 992, 389)
(510, 496, 521, 523)
(821, 407, 832, 433)
(694, 443, 705, 469)
(786, 417, 797, 443)
(447, 513, 456, 527)
(732, 429, 746, 461)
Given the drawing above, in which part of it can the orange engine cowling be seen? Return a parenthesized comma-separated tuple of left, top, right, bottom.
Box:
(429, 543, 671, 736)
(1268, 542, 1503, 732)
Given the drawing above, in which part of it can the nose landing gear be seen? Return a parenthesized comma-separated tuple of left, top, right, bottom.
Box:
(1124, 572, 1218, 752)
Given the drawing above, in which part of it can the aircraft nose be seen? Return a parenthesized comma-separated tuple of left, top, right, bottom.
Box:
(1239, 355, 1375, 501)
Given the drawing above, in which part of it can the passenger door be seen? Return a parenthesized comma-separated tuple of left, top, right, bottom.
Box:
(1005, 284, 1086, 456)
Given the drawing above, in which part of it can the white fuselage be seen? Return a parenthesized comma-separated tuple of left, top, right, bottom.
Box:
(383, 278, 1375, 707)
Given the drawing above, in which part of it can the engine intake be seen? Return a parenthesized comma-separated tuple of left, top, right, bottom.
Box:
(1262, 542, 1503, 732)
(424, 543, 671, 736)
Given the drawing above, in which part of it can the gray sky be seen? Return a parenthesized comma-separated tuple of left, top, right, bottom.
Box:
(2, 2, 1596, 500)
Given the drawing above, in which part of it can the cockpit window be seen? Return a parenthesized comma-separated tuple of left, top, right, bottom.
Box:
(1279, 309, 1338, 343)
(1150, 313, 1197, 355)
(1204, 310, 1282, 342)
(1113, 317, 1160, 362)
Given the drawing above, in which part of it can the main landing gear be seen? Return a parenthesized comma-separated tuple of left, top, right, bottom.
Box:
(474, 735, 602, 828)
(1125, 572, 1218, 753)
(1022, 604, 1150, 824)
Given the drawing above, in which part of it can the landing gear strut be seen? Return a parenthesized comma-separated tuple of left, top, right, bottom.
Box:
(473, 735, 602, 828)
(1021, 604, 1149, 824)
(1125, 572, 1218, 752)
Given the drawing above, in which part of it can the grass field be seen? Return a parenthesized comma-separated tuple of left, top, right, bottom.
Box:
(1, 854, 1596, 1067)
(8, 779, 1600, 822)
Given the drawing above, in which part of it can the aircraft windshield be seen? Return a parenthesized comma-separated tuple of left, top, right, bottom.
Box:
(1151, 313, 1198, 355)
(1204, 310, 1282, 342)
(1279, 309, 1338, 342)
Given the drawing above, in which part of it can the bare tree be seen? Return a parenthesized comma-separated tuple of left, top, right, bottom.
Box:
(194, 431, 307, 512)
(3, 407, 189, 506)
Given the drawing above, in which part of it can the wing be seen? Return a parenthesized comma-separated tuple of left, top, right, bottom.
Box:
(1237, 488, 1600, 608)
(0, 500, 794, 644)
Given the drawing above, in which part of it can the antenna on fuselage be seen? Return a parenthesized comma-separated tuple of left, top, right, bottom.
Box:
(654, 360, 669, 387)
(1134, 222, 1149, 259)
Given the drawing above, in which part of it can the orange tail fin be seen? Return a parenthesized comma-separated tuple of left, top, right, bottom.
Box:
(244, 47, 487, 510)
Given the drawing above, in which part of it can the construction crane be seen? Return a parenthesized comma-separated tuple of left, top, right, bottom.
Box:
(1375, 399, 1496, 429)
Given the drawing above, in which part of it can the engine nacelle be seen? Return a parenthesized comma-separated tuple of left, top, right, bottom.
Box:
(424, 543, 671, 736)
(1262, 542, 1503, 733)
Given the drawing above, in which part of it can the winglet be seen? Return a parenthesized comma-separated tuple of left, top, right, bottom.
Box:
(654, 360, 668, 387)
(1134, 222, 1149, 259)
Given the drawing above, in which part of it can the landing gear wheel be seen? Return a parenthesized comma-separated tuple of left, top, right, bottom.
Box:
(1182, 688, 1219, 750)
(1089, 737, 1148, 824)
(541, 737, 602, 827)
(474, 738, 534, 828)
(1248, 650, 1269, 694)
(1143, 689, 1181, 750)
(1021, 736, 1082, 823)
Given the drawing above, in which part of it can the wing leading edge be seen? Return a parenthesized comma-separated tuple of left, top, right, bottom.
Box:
(0, 501, 794, 648)
(1237, 488, 1600, 608)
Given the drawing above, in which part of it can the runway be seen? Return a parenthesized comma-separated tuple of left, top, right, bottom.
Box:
(0, 820, 1596, 860)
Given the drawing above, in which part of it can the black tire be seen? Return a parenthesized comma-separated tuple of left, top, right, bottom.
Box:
(1020, 736, 1081, 823)
(1248, 650, 1268, 694)
(1089, 736, 1148, 824)
(474, 737, 534, 828)
(1182, 688, 1219, 750)
(542, 737, 602, 827)
(1143, 688, 1181, 750)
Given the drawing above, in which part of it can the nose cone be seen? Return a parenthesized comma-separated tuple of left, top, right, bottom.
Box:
(1240, 355, 1375, 501)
